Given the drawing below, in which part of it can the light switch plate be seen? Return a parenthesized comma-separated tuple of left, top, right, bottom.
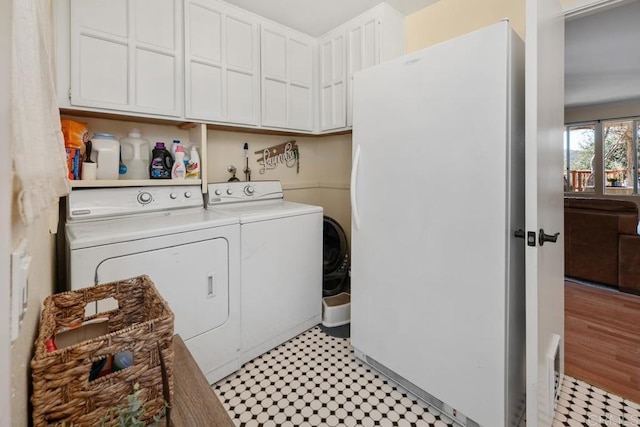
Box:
(10, 239, 30, 342)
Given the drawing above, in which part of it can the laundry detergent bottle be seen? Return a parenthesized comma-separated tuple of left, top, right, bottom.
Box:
(149, 142, 173, 179)
(120, 128, 150, 180)
(171, 145, 186, 179)
(186, 145, 200, 179)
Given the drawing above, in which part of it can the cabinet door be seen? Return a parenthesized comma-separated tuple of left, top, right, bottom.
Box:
(185, 0, 259, 125)
(261, 24, 315, 131)
(346, 12, 379, 127)
(69, 0, 182, 117)
(319, 29, 346, 131)
(345, 5, 405, 128)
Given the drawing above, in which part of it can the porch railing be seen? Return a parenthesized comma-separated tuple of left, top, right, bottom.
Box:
(565, 169, 629, 192)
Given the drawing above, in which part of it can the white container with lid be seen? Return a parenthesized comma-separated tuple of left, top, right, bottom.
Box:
(120, 128, 151, 180)
(90, 133, 120, 180)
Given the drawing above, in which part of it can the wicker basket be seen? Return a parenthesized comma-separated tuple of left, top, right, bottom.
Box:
(31, 275, 175, 427)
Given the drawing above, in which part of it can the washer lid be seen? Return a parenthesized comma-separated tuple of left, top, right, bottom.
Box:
(66, 209, 238, 249)
(212, 200, 323, 224)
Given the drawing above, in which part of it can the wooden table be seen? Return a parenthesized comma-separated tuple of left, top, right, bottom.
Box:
(169, 335, 234, 427)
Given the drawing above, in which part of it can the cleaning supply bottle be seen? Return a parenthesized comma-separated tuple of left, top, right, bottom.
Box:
(171, 140, 181, 160)
(171, 145, 186, 179)
(149, 142, 173, 179)
(120, 128, 151, 180)
(90, 133, 120, 180)
(186, 145, 200, 179)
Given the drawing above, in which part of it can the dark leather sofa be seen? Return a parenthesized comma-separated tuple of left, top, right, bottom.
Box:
(564, 197, 640, 294)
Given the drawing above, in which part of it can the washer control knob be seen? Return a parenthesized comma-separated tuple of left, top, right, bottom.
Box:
(184, 191, 192, 198)
(244, 185, 255, 196)
(214, 189, 222, 196)
(226, 188, 233, 195)
(169, 192, 177, 199)
(137, 191, 152, 204)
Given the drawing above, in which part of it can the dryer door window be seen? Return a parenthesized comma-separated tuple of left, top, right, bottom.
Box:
(96, 238, 229, 341)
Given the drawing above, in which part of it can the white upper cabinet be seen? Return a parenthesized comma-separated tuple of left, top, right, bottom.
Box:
(185, 0, 260, 125)
(345, 4, 405, 127)
(56, 0, 404, 133)
(319, 28, 347, 132)
(261, 24, 315, 132)
(68, 0, 183, 117)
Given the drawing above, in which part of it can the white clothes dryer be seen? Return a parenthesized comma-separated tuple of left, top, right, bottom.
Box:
(207, 181, 323, 364)
(65, 185, 241, 383)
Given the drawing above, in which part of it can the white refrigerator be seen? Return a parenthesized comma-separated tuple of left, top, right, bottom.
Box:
(350, 21, 526, 427)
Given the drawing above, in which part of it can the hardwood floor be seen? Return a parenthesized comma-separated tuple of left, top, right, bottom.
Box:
(565, 280, 640, 404)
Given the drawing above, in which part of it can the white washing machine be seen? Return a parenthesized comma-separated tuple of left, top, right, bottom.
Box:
(65, 185, 241, 383)
(207, 181, 323, 364)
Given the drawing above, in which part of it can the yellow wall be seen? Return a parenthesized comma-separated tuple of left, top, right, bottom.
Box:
(406, 0, 526, 53)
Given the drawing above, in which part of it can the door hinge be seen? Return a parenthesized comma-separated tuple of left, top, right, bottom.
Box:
(68, 88, 71, 101)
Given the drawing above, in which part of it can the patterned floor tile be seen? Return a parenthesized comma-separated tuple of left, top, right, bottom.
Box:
(552, 376, 639, 426)
(214, 326, 637, 427)
(214, 327, 457, 427)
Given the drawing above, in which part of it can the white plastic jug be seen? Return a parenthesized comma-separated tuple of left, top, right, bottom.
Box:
(120, 128, 150, 180)
(90, 133, 120, 180)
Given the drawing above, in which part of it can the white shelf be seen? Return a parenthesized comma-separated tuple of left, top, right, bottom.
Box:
(70, 179, 202, 188)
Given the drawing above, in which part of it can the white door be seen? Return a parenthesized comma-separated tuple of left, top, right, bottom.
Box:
(70, 0, 182, 117)
(185, 0, 260, 125)
(319, 29, 346, 131)
(346, 13, 379, 127)
(525, 0, 565, 425)
(96, 239, 230, 342)
(261, 24, 314, 131)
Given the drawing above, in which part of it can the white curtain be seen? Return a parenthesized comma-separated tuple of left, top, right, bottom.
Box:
(11, 0, 70, 225)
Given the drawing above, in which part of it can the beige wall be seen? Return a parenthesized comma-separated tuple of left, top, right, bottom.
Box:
(206, 130, 352, 241)
(406, 0, 526, 53)
(2, 0, 12, 422)
(10, 0, 61, 423)
(10, 205, 58, 427)
(565, 98, 640, 123)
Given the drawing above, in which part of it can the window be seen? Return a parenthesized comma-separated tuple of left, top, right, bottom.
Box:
(564, 119, 639, 195)
(603, 120, 634, 195)
(564, 124, 596, 192)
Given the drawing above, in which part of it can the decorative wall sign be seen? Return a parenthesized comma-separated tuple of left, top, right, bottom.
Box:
(256, 140, 300, 174)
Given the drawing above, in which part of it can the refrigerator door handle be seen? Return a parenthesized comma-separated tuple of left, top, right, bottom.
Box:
(350, 144, 361, 230)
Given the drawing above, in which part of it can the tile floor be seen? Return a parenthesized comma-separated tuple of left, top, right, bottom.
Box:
(214, 327, 639, 427)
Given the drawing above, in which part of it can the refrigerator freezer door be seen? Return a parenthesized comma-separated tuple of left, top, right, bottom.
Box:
(350, 21, 525, 427)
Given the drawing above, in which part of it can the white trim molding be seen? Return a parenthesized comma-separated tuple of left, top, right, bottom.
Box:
(564, 0, 637, 19)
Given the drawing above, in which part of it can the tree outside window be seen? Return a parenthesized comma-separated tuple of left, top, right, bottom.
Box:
(603, 120, 633, 193)
(564, 125, 595, 192)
